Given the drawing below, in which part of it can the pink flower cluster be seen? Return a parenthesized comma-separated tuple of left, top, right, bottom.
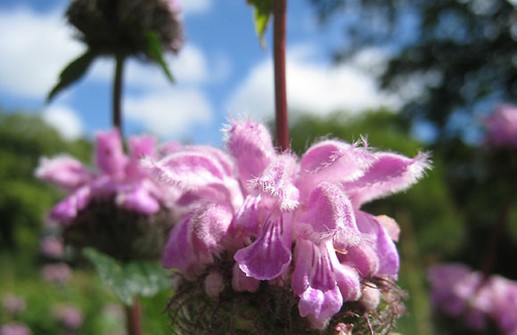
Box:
(429, 264, 517, 335)
(482, 104, 517, 148)
(145, 120, 429, 329)
(35, 129, 168, 224)
(0, 323, 31, 335)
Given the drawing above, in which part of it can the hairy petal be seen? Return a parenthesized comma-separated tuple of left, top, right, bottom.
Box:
(297, 139, 373, 196)
(234, 214, 292, 280)
(162, 204, 233, 278)
(344, 152, 430, 206)
(35, 155, 93, 191)
(297, 182, 359, 246)
(252, 154, 299, 211)
(142, 151, 243, 209)
(95, 129, 127, 177)
(225, 120, 275, 186)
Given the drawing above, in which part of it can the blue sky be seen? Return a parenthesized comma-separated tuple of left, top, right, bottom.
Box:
(0, 0, 401, 147)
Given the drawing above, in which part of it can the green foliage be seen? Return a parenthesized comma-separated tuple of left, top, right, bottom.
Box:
(47, 50, 97, 102)
(0, 111, 91, 251)
(247, 0, 274, 46)
(83, 248, 170, 306)
(146, 32, 175, 82)
(309, 0, 516, 144)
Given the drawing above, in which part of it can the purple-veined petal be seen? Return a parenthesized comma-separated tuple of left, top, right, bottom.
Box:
(35, 155, 93, 191)
(231, 263, 260, 292)
(292, 238, 315, 295)
(115, 184, 160, 214)
(298, 286, 343, 330)
(252, 154, 299, 211)
(95, 129, 127, 177)
(230, 195, 262, 236)
(234, 214, 292, 280)
(356, 211, 400, 277)
(296, 182, 359, 246)
(297, 139, 373, 196)
(344, 152, 430, 206)
(224, 120, 275, 186)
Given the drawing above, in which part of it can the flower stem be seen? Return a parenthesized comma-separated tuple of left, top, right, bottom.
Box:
(113, 53, 125, 133)
(273, 0, 289, 151)
(480, 199, 512, 278)
(125, 297, 142, 335)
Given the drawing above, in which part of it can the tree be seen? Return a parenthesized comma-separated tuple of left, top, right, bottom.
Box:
(308, 0, 517, 144)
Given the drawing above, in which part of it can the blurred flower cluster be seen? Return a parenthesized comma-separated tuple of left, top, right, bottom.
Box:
(66, 0, 183, 57)
(36, 129, 176, 261)
(482, 105, 517, 149)
(144, 120, 429, 333)
(429, 264, 517, 335)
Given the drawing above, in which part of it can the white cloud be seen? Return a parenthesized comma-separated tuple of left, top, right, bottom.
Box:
(42, 105, 84, 140)
(226, 45, 401, 121)
(181, 0, 213, 15)
(0, 7, 84, 99)
(90, 44, 209, 88)
(124, 89, 213, 138)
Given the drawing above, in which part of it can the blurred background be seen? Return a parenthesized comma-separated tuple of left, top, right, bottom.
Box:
(1, 0, 517, 334)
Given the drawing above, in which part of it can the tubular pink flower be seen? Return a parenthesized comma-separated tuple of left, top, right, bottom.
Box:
(37, 129, 168, 224)
(145, 120, 429, 330)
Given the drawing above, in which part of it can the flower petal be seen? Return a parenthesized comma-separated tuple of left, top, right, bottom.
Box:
(356, 211, 400, 277)
(95, 129, 127, 177)
(35, 155, 93, 191)
(234, 214, 292, 280)
(298, 286, 343, 330)
(297, 139, 373, 196)
(225, 120, 275, 186)
(231, 263, 260, 292)
(252, 154, 299, 211)
(344, 152, 430, 206)
(49, 186, 91, 223)
(115, 184, 160, 214)
(297, 182, 359, 245)
(125, 135, 156, 179)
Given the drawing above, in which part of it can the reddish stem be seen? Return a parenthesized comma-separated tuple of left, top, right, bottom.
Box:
(273, 0, 289, 151)
(125, 297, 142, 335)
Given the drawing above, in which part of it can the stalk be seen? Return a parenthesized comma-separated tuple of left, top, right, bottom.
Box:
(113, 53, 125, 133)
(273, 0, 289, 151)
(125, 297, 142, 335)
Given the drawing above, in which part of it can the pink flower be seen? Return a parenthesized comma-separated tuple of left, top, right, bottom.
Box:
(2, 294, 26, 315)
(146, 120, 429, 329)
(42, 263, 71, 284)
(429, 264, 517, 334)
(482, 104, 517, 148)
(40, 236, 64, 259)
(36, 129, 169, 224)
(53, 305, 83, 329)
(0, 323, 31, 335)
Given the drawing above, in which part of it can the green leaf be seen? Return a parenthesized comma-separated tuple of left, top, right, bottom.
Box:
(83, 248, 171, 306)
(47, 50, 96, 102)
(247, 0, 274, 47)
(145, 32, 175, 83)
